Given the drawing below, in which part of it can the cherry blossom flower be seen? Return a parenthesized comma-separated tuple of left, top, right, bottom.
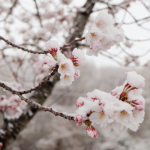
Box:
(70, 48, 86, 67)
(4, 106, 23, 120)
(85, 11, 124, 55)
(86, 126, 99, 138)
(58, 59, 75, 75)
(95, 10, 114, 30)
(57, 50, 67, 63)
(45, 40, 60, 60)
(90, 111, 108, 127)
(86, 24, 103, 44)
(42, 56, 57, 72)
(60, 73, 74, 86)
(0, 82, 27, 119)
(74, 71, 145, 135)
(86, 42, 103, 56)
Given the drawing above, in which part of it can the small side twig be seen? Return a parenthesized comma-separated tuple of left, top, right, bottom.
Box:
(0, 36, 49, 54)
(0, 65, 59, 94)
(0, 83, 74, 120)
(18, 94, 74, 121)
(33, 0, 43, 27)
(0, 36, 86, 54)
(3, 0, 18, 21)
(60, 37, 85, 50)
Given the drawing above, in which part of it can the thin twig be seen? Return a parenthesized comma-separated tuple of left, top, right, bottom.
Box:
(60, 37, 85, 50)
(18, 94, 74, 121)
(33, 0, 43, 27)
(0, 36, 49, 54)
(0, 36, 86, 54)
(2, 0, 18, 21)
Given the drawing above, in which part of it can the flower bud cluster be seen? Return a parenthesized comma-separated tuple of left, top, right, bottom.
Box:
(0, 82, 27, 119)
(74, 71, 145, 138)
(43, 40, 86, 86)
(86, 10, 124, 56)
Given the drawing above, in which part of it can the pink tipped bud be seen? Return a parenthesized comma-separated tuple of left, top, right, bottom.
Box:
(76, 98, 84, 107)
(86, 126, 99, 138)
(45, 40, 59, 59)
(132, 100, 143, 105)
(74, 115, 83, 126)
(132, 100, 144, 111)
(111, 90, 117, 96)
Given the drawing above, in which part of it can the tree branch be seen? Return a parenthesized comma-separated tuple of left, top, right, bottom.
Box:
(0, 36, 49, 54)
(33, 0, 43, 27)
(0, 36, 86, 54)
(0, 0, 96, 149)
(2, 0, 18, 21)
(0, 83, 74, 120)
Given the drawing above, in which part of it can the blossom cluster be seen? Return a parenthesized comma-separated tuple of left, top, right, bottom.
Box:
(41, 40, 86, 86)
(74, 71, 145, 138)
(86, 10, 124, 56)
(0, 82, 27, 119)
(34, 11, 125, 85)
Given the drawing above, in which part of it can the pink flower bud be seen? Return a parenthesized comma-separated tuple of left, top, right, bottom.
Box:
(74, 115, 83, 126)
(132, 100, 144, 111)
(76, 98, 84, 107)
(86, 126, 99, 138)
(132, 100, 143, 105)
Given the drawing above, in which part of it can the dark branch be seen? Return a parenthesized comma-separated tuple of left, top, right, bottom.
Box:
(33, 0, 43, 27)
(0, 36, 86, 54)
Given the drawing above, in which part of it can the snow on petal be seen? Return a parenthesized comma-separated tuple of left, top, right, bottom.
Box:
(127, 71, 145, 88)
